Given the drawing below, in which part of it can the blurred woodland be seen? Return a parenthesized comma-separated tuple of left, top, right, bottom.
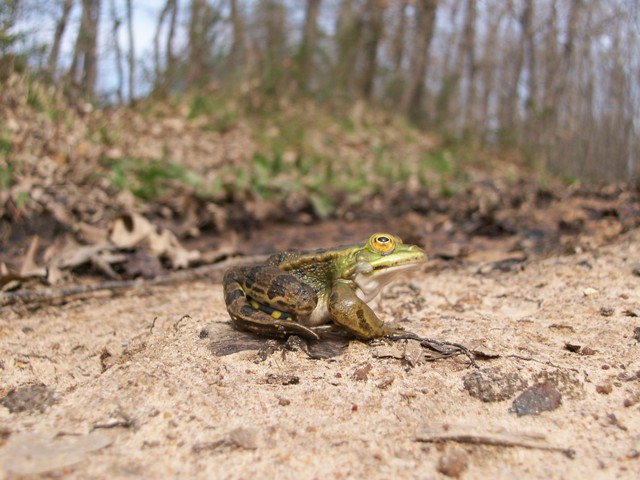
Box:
(2, 0, 639, 181)
(1, 0, 639, 302)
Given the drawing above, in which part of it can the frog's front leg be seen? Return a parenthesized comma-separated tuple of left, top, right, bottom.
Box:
(223, 266, 320, 340)
(327, 280, 398, 340)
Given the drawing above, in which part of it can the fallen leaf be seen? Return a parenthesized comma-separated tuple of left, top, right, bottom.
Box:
(0, 432, 113, 475)
(19, 236, 47, 278)
(110, 213, 200, 269)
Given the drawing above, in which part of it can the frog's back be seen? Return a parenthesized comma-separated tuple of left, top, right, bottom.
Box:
(268, 246, 354, 295)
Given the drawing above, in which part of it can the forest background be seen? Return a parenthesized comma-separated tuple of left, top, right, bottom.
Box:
(2, 0, 639, 185)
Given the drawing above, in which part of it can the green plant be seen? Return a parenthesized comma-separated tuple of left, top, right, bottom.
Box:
(103, 156, 202, 200)
(26, 85, 43, 112)
(98, 126, 114, 146)
(0, 164, 12, 189)
(0, 135, 10, 155)
(421, 151, 452, 175)
(188, 94, 211, 119)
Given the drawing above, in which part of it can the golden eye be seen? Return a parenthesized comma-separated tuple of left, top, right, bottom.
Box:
(371, 234, 395, 254)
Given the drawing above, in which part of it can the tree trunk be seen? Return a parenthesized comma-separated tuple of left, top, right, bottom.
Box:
(357, 0, 385, 100)
(109, 0, 124, 103)
(297, 0, 321, 92)
(390, 0, 408, 72)
(229, 0, 245, 74)
(461, 0, 477, 135)
(497, 1, 525, 138)
(522, 0, 535, 111)
(478, 2, 506, 140)
(48, 0, 74, 79)
(334, 0, 362, 97)
(166, 0, 179, 85)
(187, 0, 206, 89)
(126, 0, 135, 103)
(69, 0, 101, 97)
(153, 0, 179, 95)
(400, 0, 437, 121)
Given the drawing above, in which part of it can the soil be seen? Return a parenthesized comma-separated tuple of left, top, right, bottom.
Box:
(1, 225, 639, 479)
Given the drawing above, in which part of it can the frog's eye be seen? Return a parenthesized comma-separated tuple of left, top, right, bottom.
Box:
(371, 234, 395, 254)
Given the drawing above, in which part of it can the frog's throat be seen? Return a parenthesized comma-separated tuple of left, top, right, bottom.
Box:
(352, 262, 421, 303)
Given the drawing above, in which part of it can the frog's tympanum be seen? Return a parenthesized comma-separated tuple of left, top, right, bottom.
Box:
(223, 233, 427, 340)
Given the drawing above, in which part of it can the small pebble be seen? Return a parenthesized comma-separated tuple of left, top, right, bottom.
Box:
(437, 448, 468, 478)
(599, 307, 614, 317)
(229, 427, 260, 449)
(510, 382, 562, 416)
(583, 287, 598, 296)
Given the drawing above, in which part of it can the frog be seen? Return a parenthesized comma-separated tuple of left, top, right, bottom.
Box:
(223, 233, 427, 341)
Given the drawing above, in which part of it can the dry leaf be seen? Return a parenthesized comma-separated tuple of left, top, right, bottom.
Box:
(0, 432, 113, 475)
(19, 236, 47, 278)
(110, 213, 200, 269)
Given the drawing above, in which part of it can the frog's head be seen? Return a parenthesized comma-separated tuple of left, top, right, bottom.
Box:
(347, 233, 427, 302)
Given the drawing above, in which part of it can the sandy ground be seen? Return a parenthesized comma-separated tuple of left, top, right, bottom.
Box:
(1, 228, 639, 479)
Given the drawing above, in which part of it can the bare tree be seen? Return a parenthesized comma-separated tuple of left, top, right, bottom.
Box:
(334, 0, 363, 96)
(400, 0, 437, 120)
(254, 0, 288, 94)
(390, 0, 408, 72)
(461, 0, 477, 135)
(187, 0, 206, 88)
(497, 1, 525, 138)
(521, 0, 535, 112)
(229, 0, 246, 73)
(297, 0, 321, 92)
(48, 0, 74, 78)
(69, 0, 101, 97)
(153, 0, 178, 95)
(109, 0, 124, 103)
(357, 0, 385, 100)
(478, 1, 506, 139)
(125, 0, 134, 103)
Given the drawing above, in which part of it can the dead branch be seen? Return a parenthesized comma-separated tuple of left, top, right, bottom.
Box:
(0, 255, 267, 309)
(416, 426, 575, 458)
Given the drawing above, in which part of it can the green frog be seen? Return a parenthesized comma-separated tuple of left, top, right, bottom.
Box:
(223, 233, 427, 340)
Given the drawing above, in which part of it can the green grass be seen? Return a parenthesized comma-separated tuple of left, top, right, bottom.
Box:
(103, 156, 202, 200)
(0, 164, 12, 190)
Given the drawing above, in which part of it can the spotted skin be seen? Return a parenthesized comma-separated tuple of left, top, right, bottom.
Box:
(222, 233, 427, 340)
(223, 266, 320, 339)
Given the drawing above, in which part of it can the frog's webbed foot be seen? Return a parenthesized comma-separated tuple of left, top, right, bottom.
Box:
(231, 316, 321, 341)
(387, 332, 479, 368)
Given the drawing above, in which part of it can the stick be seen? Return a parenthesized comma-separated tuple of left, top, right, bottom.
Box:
(0, 255, 267, 308)
(389, 332, 479, 367)
(416, 426, 575, 458)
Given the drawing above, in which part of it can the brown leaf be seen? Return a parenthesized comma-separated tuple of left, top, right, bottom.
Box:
(19, 236, 47, 278)
(110, 213, 200, 269)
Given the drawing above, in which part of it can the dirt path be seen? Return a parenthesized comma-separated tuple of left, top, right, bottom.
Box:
(1, 228, 639, 479)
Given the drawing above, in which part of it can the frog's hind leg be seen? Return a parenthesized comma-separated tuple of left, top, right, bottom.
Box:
(223, 267, 320, 340)
(327, 280, 398, 340)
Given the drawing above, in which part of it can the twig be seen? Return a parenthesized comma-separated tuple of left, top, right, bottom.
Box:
(506, 354, 578, 372)
(416, 426, 575, 458)
(92, 420, 135, 430)
(173, 314, 192, 331)
(389, 332, 479, 367)
(0, 255, 267, 308)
